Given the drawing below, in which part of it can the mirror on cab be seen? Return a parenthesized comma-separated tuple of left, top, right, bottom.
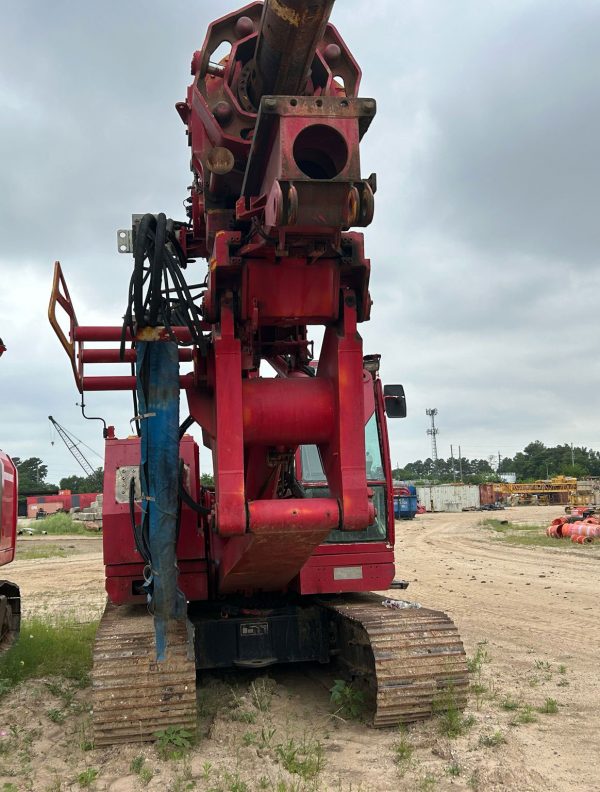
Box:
(384, 385, 406, 418)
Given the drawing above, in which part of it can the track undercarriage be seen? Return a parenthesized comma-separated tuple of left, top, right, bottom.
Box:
(0, 582, 20, 654)
(91, 594, 467, 743)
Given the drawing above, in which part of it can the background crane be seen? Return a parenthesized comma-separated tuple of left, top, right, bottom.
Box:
(48, 416, 99, 477)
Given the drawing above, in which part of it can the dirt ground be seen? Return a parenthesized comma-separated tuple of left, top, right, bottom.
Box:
(0, 505, 598, 791)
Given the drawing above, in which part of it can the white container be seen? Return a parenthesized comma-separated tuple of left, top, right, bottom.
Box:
(416, 484, 481, 512)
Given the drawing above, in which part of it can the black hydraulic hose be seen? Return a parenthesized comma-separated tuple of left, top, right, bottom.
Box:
(148, 213, 166, 326)
(179, 415, 195, 440)
(177, 415, 212, 516)
(129, 475, 151, 563)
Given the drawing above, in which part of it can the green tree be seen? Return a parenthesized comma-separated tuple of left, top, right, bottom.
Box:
(13, 457, 56, 493)
(59, 467, 103, 493)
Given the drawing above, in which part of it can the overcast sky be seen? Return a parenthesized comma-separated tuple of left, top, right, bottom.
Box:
(1, 0, 599, 484)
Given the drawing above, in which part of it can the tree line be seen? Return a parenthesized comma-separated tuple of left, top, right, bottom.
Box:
(393, 442, 600, 483)
(12, 456, 103, 495)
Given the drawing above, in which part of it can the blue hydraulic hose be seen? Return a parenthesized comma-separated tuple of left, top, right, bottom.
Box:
(136, 339, 187, 660)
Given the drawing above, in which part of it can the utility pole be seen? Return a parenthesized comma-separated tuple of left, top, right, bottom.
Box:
(498, 451, 501, 471)
(571, 443, 575, 467)
(450, 444, 456, 481)
(458, 444, 463, 481)
(426, 408, 439, 463)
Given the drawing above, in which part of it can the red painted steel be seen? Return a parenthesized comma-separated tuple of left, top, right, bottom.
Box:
(241, 378, 334, 446)
(81, 348, 193, 364)
(0, 452, 17, 566)
(81, 374, 195, 391)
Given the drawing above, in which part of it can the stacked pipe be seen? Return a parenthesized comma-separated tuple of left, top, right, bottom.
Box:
(546, 513, 600, 544)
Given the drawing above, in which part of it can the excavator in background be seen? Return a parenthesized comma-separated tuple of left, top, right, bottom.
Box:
(49, 0, 467, 745)
(0, 341, 22, 651)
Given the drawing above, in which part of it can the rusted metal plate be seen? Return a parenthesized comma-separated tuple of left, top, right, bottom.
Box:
(324, 594, 468, 727)
(92, 602, 197, 746)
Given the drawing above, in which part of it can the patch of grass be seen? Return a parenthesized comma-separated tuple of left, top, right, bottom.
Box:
(229, 708, 256, 724)
(140, 766, 154, 785)
(0, 616, 97, 695)
(558, 664, 567, 674)
(500, 696, 520, 711)
(47, 708, 65, 724)
(275, 736, 324, 780)
(538, 697, 559, 715)
(155, 726, 194, 760)
(419, 774, 437, 791)
(534, 659, 551, 672)
(393, 726, 413, 773)
(447, 762, 461, 777)
(228, 686, 258, 723)
(466, 641, 489, 674)
(76, 717, 94, 752)
(258, 725, 276, 749)
(510, 705, 537, 725)
(34, 513, 91, 535)
(222, 773, 249, 792)
(481, 518, 596, 550)
(434, 687, 475, 738)
(130, 755, 145, 774)
(17, 547, 70, 560)
(201, 762, 212, 780)
(479, 730, 506, 747)
(471, 682, 487, 711)
(329, 679, 364, 720)
(77, 768, 99, 787)
(250, 676, 275, 712)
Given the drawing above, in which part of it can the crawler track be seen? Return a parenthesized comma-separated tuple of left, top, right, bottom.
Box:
(92, 602, 197, 746)
(0, 581, 20, 653)
(325, 594, 468, 726)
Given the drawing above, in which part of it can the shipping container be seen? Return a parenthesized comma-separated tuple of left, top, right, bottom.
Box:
(479, 484, 497, 506)
(416, 484, 480, 512)
(26, 492, 98, 518)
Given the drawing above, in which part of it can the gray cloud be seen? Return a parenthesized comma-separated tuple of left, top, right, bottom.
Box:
(0, 0, 598, 483)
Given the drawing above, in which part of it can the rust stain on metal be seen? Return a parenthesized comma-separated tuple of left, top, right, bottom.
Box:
(270, 0, 301, 26)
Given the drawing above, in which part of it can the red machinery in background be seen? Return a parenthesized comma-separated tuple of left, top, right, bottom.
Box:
(50, 0, 467, 745)
(0, 342, 22, 650)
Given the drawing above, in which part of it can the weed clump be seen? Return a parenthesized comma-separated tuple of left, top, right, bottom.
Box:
(329, 679, 364, 720)
(275, 736, 324, 780)
(538, 698, 559, 715)
(393, 726, 413, 775)
(434, 687, 474, 738)
(510, 705, 537, 726)
(155, 726, 194, 760)
(479, 730, 506, 747)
